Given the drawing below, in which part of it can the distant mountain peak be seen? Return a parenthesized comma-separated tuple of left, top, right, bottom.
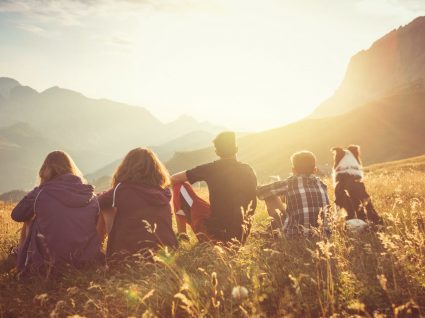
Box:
(41, 86, 85, 99)
(369, 15, 425, 51)
(406, 15, 425, 28)
(172, 114, 198, 124)
(0, 77, 20, 85)
(311, 16, 425, 118)
(10, 85, 38, 100)
(0, 77, 21, 97)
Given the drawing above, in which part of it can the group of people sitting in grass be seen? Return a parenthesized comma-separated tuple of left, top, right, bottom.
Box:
(11, 132, 383, 274)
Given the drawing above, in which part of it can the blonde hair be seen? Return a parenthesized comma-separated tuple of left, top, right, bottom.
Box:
(291, 151, 317, 175)
(39, 151, 84, 185)
(112, 148, 170, 188)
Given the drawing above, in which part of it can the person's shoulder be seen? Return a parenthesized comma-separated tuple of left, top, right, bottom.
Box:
(187, 161, 216, 176)
(98, 183, 123, 196)
(29, 185, 42, 193)
(26, 186, 43, 198)
(284, 175, 298, 182)
(311, 175, 328, 188)
(190, 161, 216, 170)
(237, 161, 255, 172)
(203, 161, 218, 168)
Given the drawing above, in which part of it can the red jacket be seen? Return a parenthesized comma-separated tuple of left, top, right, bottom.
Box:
(172, 183, 211, 240)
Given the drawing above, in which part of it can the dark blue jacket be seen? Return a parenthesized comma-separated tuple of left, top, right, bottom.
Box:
(11, 174, 102, 272)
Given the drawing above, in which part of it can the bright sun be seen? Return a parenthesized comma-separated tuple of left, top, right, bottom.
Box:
(0, 0, 421, 130)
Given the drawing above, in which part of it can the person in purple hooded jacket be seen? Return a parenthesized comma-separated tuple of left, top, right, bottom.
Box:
(97, 148, 178, 260)
(11, 151, 103, 274)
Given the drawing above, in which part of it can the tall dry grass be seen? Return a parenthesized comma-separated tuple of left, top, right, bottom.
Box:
(0, 169, 424, 317)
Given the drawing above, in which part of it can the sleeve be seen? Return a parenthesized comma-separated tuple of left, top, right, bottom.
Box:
(186, 163, 212, 184)
(11, 187, 41, 222)
(98, 188, 115, 210)
(256, 180, 289, 200)
(248, 168, 258, 212)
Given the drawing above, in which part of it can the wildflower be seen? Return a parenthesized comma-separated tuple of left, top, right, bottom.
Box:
(33, 293, 49, 306)
(231, 286, 249, 301)
(211, 272, 218, 288)
(377, 274, 387, 291)
(66, 287, 79, 296)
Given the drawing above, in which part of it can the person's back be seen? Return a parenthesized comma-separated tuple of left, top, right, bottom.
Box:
(187, 158, 257, 242)
(11, 152, 102, 273)
(99, 182, 178, 258)
(98, 148, 178, 260)
(171, 131, 257, 243)
(257, 151, 330, 237)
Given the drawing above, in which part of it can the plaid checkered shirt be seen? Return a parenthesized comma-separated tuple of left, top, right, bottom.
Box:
(257, 175, 330, 237)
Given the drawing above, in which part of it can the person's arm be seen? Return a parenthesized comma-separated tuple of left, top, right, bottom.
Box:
(96, 212, 107, 243)
(186, 163, 211, 184)
(170, 171, 188, 184)
(97, 188, 118, 239)
(11, 187, 41, 222)
(18, 219, 34, 250)
(249, 169, 258, 214)
(256, 180, 288, 200)
(176, 215, 187, 233)
(257, 180, 288, 229)
(264, 196, 286, 229)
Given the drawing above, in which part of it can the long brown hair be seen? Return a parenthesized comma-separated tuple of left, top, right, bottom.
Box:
(39, 151, 84, 185)
(112, 148, 170, 188)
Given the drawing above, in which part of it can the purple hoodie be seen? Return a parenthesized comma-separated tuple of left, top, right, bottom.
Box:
(12, 174, 102, 272)
(98, 182, 178, 258)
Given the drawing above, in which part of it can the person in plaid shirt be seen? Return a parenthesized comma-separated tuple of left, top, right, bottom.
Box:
(257, 151, 330, 237)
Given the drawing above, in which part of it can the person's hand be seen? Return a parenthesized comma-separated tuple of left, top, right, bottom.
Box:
(177, 232, 190, 242)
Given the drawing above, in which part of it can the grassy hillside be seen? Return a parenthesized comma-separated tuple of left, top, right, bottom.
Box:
(1, 163, 424, 317)
(366, 155, 425, 174)
(167, 89, 425, 182)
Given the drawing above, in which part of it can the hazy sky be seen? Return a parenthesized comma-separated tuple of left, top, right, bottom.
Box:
(1, 0, 424, 131)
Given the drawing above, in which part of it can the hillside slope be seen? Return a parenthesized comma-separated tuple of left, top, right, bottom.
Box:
(312, 16, 425, 118)
(167, 88, 425, 181)
(366, 154, 425, 173)
(0, 123, 58, 192)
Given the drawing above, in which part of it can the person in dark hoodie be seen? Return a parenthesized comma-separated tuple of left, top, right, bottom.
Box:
(97, 148, 178, 260)
(11, 151, 102, 274)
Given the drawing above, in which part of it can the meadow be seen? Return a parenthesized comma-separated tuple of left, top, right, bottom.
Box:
(0, 160, 425, 318)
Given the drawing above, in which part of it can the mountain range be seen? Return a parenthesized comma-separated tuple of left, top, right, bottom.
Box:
(167, 86, 425, 182)
(311, 16, 425, 118)
(1, 16, 425, 193)
(166, 16, 425, 182)
(0, 79, 224, 192)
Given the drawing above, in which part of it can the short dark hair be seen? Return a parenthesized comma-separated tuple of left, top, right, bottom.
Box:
(291, 151, 316, 174)
(213, 131, 237, 157)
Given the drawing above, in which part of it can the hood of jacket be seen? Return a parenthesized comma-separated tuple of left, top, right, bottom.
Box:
(119, 182, 171, 206)
(41, 173, 95, 208)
